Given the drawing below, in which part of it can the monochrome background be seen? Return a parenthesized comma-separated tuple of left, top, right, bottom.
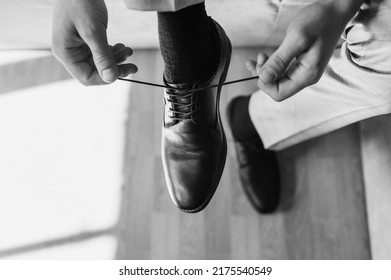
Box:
(1, 0, 390, 260)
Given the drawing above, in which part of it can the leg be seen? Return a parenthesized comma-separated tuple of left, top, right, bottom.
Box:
(157, 2, 217, 83)
(227, 96, 280, 213)
(250, 47, 391, 150)
(250, 2, 391, 150)
(158, 2, 232, 212)
(227, 1, 391, 213)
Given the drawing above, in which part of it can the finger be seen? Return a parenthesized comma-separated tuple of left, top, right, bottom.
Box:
(82, 28, 118, 84)
(245, 52, 268, 76)
(118, 63, 138, 77)
(65, 49, 137, 86)
(257, 60, 310, 101)
(256, 53, 269, 76)
(113, 47, 133, 63)
(257, 52, 268, 65)
(257, 76, 303, 102)
(111, 43, 125, 53)
(259, 29, 312, 84)
(245, 60, 257, 76)
(67, 61, 107, 86)
(53, 46, 106, 86)
(88, 47, 137, 75)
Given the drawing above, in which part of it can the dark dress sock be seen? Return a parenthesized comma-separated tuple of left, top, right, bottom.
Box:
(157, 2, 218, 84)
(230, 95, 259, 142)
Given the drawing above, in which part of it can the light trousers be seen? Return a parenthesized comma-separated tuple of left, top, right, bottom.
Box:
(250, 0, 391, 150)
(123, 0, 391, 150)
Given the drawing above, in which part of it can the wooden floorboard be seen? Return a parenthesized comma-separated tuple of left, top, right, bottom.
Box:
(115, 49, 371, 259)
(277, 124, 371, 259)
(360, 115, 391, 259)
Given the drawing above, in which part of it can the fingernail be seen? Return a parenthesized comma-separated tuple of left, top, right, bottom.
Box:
(114, 46, 126, 54)
(102, 68, 117, 83)
(117, 56, 130, 64)
(119, 70, 128, 78)
(260, 67, 276, 84)
(133, 65, 138, 73)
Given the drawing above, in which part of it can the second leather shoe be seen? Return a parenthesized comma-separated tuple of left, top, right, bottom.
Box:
(161, 20, 231, 213)
(227, 95, 280, 213)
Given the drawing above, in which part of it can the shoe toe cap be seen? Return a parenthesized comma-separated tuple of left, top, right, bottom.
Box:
(239, 155, 280, 214)
(163, 148, 223, 213)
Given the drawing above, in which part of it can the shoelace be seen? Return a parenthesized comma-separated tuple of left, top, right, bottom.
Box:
(119, 76, 258, 121)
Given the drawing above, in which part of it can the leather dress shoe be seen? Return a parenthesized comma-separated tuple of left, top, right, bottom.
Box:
(227, 96, 280, 213)
(161, 20, 231, 213)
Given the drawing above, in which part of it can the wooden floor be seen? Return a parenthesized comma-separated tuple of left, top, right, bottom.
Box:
(114, 49, 371, 259)
(2, 49, 382, 259)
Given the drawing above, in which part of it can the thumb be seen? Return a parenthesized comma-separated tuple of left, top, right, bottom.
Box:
(83, 29, 118, 83)
(259, 30, 310, 84)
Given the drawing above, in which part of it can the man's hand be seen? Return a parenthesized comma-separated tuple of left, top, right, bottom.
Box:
(247, 0, 364, 101)
(51, 0, 137, 86)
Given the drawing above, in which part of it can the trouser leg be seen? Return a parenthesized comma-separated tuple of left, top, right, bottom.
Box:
(249, 3, 391, 151)
(157, 2, 218, 84)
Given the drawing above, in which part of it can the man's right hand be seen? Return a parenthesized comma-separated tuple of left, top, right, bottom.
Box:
(51, 0, 137, 86)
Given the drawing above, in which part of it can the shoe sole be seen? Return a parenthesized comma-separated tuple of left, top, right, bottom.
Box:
(182, 23, 232, 214)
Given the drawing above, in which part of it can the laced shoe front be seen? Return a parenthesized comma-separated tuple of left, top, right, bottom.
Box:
(164, 83, 206, 124)
(161, 20, 232, 213)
